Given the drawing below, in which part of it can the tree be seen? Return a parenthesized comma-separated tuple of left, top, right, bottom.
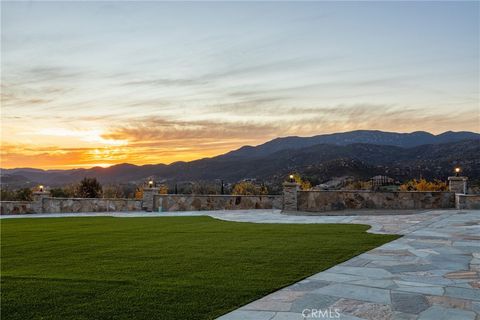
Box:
(291, 173, 312, 190)
(191, 182, 218, 195)
(232, 181, 268, 195)
(63, 184, 78, 197)
(15, 188, 33, 201)
(77, 177, 102, 198)
(0, 188, 16, 201)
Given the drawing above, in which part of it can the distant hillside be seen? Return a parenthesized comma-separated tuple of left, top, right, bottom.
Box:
(1, 130, 479, 188)
(220, 130, 480, 159)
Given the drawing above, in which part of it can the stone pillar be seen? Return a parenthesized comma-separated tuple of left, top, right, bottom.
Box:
(448, 176, 468, 194)
(455, 193, 466, 210)
(283, 182, 299, 212)
(32, 191, 50, 213)
(142, 187, 159, 212)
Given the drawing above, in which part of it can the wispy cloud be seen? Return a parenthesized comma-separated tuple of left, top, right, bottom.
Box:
(123, 78, 209, 88)
(1, 1, 478, 168)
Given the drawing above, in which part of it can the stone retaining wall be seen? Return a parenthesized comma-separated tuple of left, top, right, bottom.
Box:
(456, 194, 480, 210)
(297, 190, 455, 212)
(154, 194, 282, 212)
(0, 191, 467, 215)
(0, 201, 35, 214)
(42, 198, 142, 213)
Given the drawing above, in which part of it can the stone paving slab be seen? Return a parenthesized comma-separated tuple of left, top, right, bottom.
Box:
(209, 210, 479, 320)
(2, 209, 479, 319)
(313, 283, 391, 305)
(417, 305, 476, 320)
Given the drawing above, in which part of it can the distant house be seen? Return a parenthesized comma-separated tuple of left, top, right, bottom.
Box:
(314, 176, 354, 190)
(370, 175, 394, 187)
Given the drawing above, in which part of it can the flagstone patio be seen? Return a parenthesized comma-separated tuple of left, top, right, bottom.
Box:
(2, 209, 479, 319)
(209, 209, 479, 320)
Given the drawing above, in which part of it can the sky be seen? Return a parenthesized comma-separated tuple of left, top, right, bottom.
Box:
(1, 1, 479, 169)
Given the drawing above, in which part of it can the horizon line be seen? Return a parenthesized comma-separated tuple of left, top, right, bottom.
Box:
(1, 129, 478, 171)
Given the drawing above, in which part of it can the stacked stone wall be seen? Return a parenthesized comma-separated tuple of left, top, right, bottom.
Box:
(297, 190, 455, 212)
(154, 194, 282, 212)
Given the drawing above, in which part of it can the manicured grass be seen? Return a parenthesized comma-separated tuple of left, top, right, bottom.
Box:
(1, 216, 399, 320)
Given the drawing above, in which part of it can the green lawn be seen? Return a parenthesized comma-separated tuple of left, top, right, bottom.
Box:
(1, 216, 399, 320)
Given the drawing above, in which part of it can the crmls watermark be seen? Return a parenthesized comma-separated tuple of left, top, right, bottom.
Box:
(302, 308, 341, 319)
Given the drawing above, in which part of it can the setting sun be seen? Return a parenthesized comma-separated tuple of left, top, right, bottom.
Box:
(1, 1, 479, 169)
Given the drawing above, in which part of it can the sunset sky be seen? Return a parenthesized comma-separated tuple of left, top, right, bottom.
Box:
(1, 1, 479, 169)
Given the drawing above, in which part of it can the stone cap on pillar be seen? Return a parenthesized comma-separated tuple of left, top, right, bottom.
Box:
(143, 187, 160, 192)
(32, 191, 51, 196)
(448, 176, 468, 181)
(283, 182, 300, 187)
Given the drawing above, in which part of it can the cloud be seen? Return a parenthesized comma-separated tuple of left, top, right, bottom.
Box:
(2, 104, 478, 169)
(121, 56, 336, 90)
(12, 66, 85, 86)
(123, 78, 209, 87)
(1, 80, 74, 112)
(103, 105, 480, 146)
(102, 118, 279, 143)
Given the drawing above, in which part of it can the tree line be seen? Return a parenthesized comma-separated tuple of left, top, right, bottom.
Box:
(0, 175, 455, 202)
(1, 177, 279, 201)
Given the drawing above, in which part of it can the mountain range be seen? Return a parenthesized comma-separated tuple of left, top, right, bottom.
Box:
(2, 130, 479, 188)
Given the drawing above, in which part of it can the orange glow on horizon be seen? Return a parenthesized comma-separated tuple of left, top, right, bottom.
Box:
(0, 144, 241, 170)
(2, 117, 479, 170)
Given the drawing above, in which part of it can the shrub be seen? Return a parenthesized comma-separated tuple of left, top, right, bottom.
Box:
(1, 188, 16, 201)
(0, 188, 33, 201)
(232, 181, 268, 195)
(102, 185, 125, 198)
(399, 179, 447, 191)
(158, 184, 168, 195)
(134, 187, 143, 199)
(50, 188, 73, 198)
(290, 174, 312, 190)
(343, 180, 372, 190)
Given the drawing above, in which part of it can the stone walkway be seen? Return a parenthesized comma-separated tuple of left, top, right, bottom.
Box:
(208, 210, 479, 320)
(2, 209, 479, 319)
